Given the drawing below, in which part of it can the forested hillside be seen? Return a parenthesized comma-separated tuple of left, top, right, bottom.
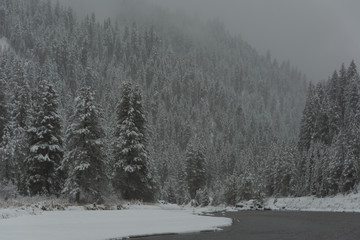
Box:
(298, 61, 360, 196)
(0, 0, 308, 204)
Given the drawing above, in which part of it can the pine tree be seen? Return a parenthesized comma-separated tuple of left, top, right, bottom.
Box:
(11, 60, 31, 129)
(2, 59, 31, 192)
(327, 71, 341, 143)
(312, 83, 330, 144)
(338, 63, 348, 122)
(0, 127, 18, 184)
(0, 78, 7, 142)
(224, 174, 238, 205)
(342, 148, 358, 193)
(185, 137, 206, 199)
(326, 133, 345, 194)
(344, 61, 359, 126)
(309, 142, 326, 195)
(62, 87, 107, 203)
(113, 83, 154, 201)
(26, 81, 63, 196)
(298, 83, 315, 152)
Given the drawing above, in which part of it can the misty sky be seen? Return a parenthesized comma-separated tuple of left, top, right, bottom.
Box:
(57, 0, 360, 82)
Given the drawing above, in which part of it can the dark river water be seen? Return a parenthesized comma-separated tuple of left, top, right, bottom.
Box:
(132, 210, 360, 240)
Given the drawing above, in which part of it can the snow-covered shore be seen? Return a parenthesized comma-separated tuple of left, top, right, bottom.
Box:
(0, 204, 232, 240)
(3, 191, 360, 240)
(266, 191, 360, 212)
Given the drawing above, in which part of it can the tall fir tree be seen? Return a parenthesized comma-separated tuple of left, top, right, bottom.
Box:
(2, 58, 31, 192)
(338, 63, 348, 122)
(62, 87, 107, 203)
(185, 137, 206, 199)
(343, 61, 359, 126)
(298, 83, 315, 152)
(327, 71, 341, 143)
(113, 83, 154, 201)
(0, 78, 7, 143)
(326, 132, 346, 194)
(26, 81, 63, 196)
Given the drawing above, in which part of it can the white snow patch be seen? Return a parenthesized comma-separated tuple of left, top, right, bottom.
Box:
(182, 203, 238, 215)
(266, 191, 360, 212)
(0, 207, 41, 219)
(0, 205, 232, 240)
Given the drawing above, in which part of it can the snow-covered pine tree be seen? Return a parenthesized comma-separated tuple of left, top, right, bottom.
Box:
(327, 71, 341, 143)
(326, 133, 345, 194)
(113, 83, 154, 201)
(0, 72, 8, 181)
(266, 143, 297, 197)
(343, 61, 359, 127)
(223, 174, 238, 205)
(26, 81, 63, 196)
(185, 137, 206, 199)
(309, 142, 326, 195)
(1, 58, 31, 192)
(312, 83, 330, 145)
(62, 87, 107, 203)
(298, 83, 315, 152)
(0, 78, 7, 143)
(338, 63, 348, 122)
(342, 147, 358, 193)
(0, 127, 17, 183)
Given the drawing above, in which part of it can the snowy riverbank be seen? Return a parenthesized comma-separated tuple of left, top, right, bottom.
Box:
(3, 191, 360, 240)
(266, 191, 360, 212)
(0, 204, 232, 240)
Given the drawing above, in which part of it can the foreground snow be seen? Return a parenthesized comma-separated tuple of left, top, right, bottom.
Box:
(0, 205, 232, 240)
(266, 191, 360, 212)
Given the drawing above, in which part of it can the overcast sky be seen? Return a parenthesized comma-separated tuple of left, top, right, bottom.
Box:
(58, 0, 360, 82)
(149, 0, 360, 82)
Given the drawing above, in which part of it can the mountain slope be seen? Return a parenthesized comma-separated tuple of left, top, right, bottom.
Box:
(0, 0, 307, 203)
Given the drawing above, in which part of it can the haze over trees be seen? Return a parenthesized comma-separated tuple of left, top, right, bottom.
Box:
(1, 0, 357, 205)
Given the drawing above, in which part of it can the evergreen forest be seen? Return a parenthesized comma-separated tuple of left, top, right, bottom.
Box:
(0, 0, 358, 205)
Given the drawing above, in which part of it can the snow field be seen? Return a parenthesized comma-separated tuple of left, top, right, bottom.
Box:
(0, 205, 232, 240)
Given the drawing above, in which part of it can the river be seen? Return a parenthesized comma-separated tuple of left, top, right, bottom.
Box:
(134, 210, 360, 240)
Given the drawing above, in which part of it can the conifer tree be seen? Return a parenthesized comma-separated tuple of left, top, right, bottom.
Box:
(62, 87, 107, 203)
(327, 71, 341, 142)
(326, 133, 345, 194)
(113, 83, 154, 201)
(0, 128, 17, 183)
(342, 148, 358, 193)
(0, 78, 7, 142)
(26, 81, 63, 195)
(344, 61, 359, 126)
(338, 64, 348, 121)
(298, 83, 315, 152)
(2, 59, 31, 192)
(185, 137, 206, 199)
